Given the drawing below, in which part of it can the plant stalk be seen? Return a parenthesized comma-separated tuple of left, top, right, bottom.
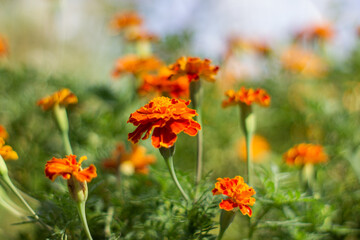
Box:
(76, 201, 93, 240)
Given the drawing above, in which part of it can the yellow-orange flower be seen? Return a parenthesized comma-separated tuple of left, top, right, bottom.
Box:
(0, 36, 7, 57)
(0, 125, 9, 140)
(238, 135, 270, 163)
(37, 88, 78, 111)
(212, 176, 255, 216)
(127, 96, 201, 148)
(0, 138, 18, 160)
(295, 22, 334, 42)
(103, 143, 156, 175)
(138, 67, 189, 98)
(222, 87, 270, 108)
(283, 143, 328, 165)
(125, 28, 158, 42)
(112, 55, 163, 78)
(225, 36, 271, 59)
(45, 155, 97, 182)
(281, 45, 327, 77)
(168, 56, 219, 82)
(110, 11, 143, 31)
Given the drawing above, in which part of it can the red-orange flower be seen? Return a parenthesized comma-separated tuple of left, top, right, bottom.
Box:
(212, 176, 255, 216)
(110, 11, 143, 31)
(283, 143, 328, 165)
(0, 36, 7, 57)
(37, 88, 78, 111)
(112, 55, 163, 78)
(168, 56, 219, 82)
(138, 67, 189, 98)
(0, 125, 9, 140)
(222, 87, 270, 108)
(127, 97, 201, 148)
(103, 143, 156, 175)
(295, 22, 334, 42)
(0, 137, 18, 160)
(45, 155, 97, 182)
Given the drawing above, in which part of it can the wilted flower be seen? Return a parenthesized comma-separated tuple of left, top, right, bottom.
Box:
(0, 138, 18, 160)
(283, 143, 328, 165)
(0, 36, 7, 57)
(222, 87, 270, 108)
(281, 45, 327, 77)
(295, 22, 334, 42)
(212, 176, 255, 217)
(110, 11, 143, 31)
(168, 56, 219, 82)
(139, 67, 189, 98)
(127, 96, 201, 148)
(112, 55, 163, 78)
(238, 135, 270, 163)
(0, 125, 9, 140)
(103, 143, 156, 175)
(45, 155, 97, 182)
(37, 88, 78, 111)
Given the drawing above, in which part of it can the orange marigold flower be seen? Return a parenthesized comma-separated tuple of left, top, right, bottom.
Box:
(281, 45, 327, 77)
(125, 28, 158, 42)
(283, 143, 328, 165)
(295, 22, 334, 42)
(0, 36, 8, 57)
(127, 96, 201, 148)
(0, 125, 9, 140)
(37, 88, 78, 111)
(0, 138, 18, 160)
(103, 143, 156, 175)
(110, 11, 143, 31)
(112, 54, 163, 78)
(238, 135, 270, 163)
(212, 176, 256, 216)
(168, 56, 219, 82)
(45, 155, 97, 182)
(222, 87, 270, 108)
(138, 67, 189, 98)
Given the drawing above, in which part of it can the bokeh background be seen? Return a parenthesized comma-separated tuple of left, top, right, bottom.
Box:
(1, 0, 360, 239)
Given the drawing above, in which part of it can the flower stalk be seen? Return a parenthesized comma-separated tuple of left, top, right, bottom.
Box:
(53, 104, 73, 155)
(217, 209, 236, 240)
(239, 104, 256, 186)
(190, 80, 203, 194)
(160, 146, 190, 202)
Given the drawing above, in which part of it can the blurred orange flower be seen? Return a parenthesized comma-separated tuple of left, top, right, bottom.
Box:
(45, 155, 97, 182)
(0, 125, 9, 140)
(103, 143, 156, 175)
(127, 96, 201, 148)
(37, 88, 78, 111)
(110, 11, 143, 31)
(0, 36, 7, 57)
(283, 143, 328, 165)
(138, 67, 189, 98)
(0, 137, 18, 160)
(225, 36, 271, 58)
(168, 56, 219, 82)
(295, 22, 334, 42)
(125, 28, 158, 42)
(222, 87, 270, 108)
(112, 55, 163, 78)
(238, 135, 270, 163)
(212, 176, 255, 216)
(281, 45, 327, 77)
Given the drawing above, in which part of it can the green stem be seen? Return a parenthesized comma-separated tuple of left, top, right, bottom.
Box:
(217, 210, 236, 240)
(76, 201, 93, 240)
(239, 104, 255, 186)
(249, 206, 270, 239)
(190, 80, 203, 196)
(163, 155, 190, 202)
(61, 131, 73, 155)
